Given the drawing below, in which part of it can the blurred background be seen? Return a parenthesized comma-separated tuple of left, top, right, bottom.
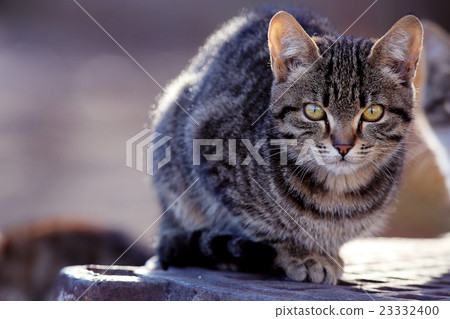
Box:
(0, 0, 449, 247)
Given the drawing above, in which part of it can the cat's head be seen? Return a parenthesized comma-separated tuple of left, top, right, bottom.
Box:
(267, 11, 423, 174)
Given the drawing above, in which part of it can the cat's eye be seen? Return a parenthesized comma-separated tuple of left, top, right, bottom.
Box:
(303, 104, 326, 121)
(361, 105, 384, 122)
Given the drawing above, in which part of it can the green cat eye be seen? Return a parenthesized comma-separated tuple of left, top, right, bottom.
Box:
(361, 105, 384, 122)
(303, 104, 326, 121)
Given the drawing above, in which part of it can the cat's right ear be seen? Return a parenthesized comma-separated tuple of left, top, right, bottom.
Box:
(268, 11, 320, 82)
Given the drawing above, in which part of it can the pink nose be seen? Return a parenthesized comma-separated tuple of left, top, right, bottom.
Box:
(334, 144, 353, 157)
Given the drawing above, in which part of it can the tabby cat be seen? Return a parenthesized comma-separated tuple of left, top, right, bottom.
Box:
(151, 7, 423, 284)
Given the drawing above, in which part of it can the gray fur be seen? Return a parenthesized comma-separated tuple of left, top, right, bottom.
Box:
(151, 7, 421, 284)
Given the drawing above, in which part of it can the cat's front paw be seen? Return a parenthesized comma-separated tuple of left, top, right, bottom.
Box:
(276, 250, 343, 285)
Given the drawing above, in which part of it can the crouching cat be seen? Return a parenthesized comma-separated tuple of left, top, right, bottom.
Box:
(151, 8, 423, 284)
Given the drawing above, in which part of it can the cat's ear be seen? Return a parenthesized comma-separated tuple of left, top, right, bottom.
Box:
(369, 15, 423, 85)
(268, 11, 320, 82)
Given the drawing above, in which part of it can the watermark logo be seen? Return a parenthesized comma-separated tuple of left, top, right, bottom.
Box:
(192, 139, 325, 166)
(126, 129, 172, 175)
(126, 130, 325, 175)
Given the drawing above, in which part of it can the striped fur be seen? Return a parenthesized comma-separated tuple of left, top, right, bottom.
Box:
(151, 7, 422, 284)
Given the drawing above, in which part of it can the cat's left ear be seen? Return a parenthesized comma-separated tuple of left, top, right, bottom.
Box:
(369, 15, 423, 85)
(268, 11, 320, 82)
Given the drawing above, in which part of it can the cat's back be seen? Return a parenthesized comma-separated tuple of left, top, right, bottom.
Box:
(154, 7, 337, 131)
(188, 6, 336, 76)
(152, 7, 338, 209)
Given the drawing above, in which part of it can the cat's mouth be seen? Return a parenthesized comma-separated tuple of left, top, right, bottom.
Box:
(335, 158, 355, 165)
(324, 156, 363, 174)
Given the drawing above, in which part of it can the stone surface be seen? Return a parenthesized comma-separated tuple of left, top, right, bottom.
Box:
(54, 234, 450, 301)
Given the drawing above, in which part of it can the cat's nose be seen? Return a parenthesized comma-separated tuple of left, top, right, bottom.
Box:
(334, 144, 353, 157)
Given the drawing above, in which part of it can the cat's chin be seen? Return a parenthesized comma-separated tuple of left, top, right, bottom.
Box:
(323, 159, 363, 175)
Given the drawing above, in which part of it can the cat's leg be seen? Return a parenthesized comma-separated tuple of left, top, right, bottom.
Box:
(157, 226, 204, 269)
(197, 232, 277, 272)
(273, 243, 343, 285)
(157, 215, 276, 272)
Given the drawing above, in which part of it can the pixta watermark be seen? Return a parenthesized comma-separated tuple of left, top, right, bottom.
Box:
(126, 129, 325, 176)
